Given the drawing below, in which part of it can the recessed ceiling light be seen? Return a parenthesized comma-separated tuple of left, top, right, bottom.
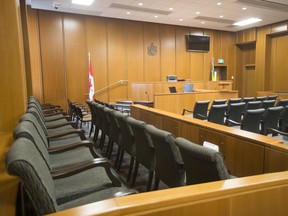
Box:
(217, 2, 222, 6)
(220, 15, 224, 18)
(138, 2, 143, 6)
(201, 21, 205, 24)
(233, 18, 262, 26)
(179, 19, 183, 21)
(154, 15, 158, 18)
(242, 7, 247, 10)
(126, 12, 131, 15)
(196, 12, 200, 15)
(169, 7, 173, 11)
(72, 0, 94, 6)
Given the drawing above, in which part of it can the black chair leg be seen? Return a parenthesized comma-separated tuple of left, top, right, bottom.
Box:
(117, 149, 125, 171)
(114, 146, 121, 168)
(127, 156, 135, 182)
(131, 161, 139, 188)
(106, 139, 113, 157)
(147, 171, 154, 191)
(93, 128, 99, 143)
(154, 177, 160, 190)
(89, 124, 94, 137)
(99, 133, 106, 150)
(107, 141, 115, 159)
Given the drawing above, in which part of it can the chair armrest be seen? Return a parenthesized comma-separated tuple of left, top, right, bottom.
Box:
(182, 108, 193, 115)
(44, 115, 71, 122)
(44, 111, 67, 117)
(43, 108, 64, 114)
(46, 121, 77, 129)
(51, 158, 122, 187)
(225, 119, 241, 126)
(114, 189, 138, 197)
(195, 113, 207, 119)
(48, 140, 94, 154)
(47, 129, 86, 141)
(267, 128, 288, 137)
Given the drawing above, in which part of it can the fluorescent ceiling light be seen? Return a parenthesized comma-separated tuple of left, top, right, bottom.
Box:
(72, 0, 94, 6)
(233, 18, 262, 26)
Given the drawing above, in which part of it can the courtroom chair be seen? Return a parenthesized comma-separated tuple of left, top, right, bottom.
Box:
(211, 99, 227, 106)
(182, 100, 210, 120)
(169, 86, 177, 93)
(260, 106, 283, 135)
(6, 138, 135, 215)
(206, 104, 228, 125)
(126, 117, 155, 191)
(95, 104, 110, 149)
(240, 109, 266, 134)
(279, 106, 288, 132)
(75, 106, 92, 129)
(86, 100, 96, 137)
(175, 137, 231, 185)
(225, 102, 246, 126)
(92, 102, 103, 143)
(183, 83, 194, 93)
(242, 97, 255, 103)
(255, 96, 267, 101)
(267, 95, 278, 100)
(242, 101, 262, 114)
(145, 125, 185, 189)
(276, 99, 288, 107)
(227, 98, 242, 111)
(113, 112, 135, 182)
(261, 99, 276, 110)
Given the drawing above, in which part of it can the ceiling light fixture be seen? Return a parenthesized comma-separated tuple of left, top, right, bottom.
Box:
(233, 18, 262, 26)
(72, 0, 94, 6)
(126, 12, 131, 15)
(196, 12, 200, 14)
(242, 7, 247, 10)
(138, 2, 143, 6)
(220, 15, 224, 18)
(217, 2, 222, 6)
(179, 19, 183, 21)
(169, 7, 173, 11)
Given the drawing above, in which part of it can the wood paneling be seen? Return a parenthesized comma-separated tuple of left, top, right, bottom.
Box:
(0, 0, 27, 132)
(126, 21, 144, 99)
(160, 25, 176, 80)
(27, 7, 43, 102)
(38, 10, 66, 109)
(64, 14, 87, 105)
(175, 27, 190, 79)
(85, 16, 108, 102)
(107, 19, 127, 102)
(144, 23, 160, 81)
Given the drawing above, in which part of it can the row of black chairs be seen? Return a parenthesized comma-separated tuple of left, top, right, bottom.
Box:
(87, 99, 233, 192)
(182, 98, 288, 135)
(6, 96, 135, 215)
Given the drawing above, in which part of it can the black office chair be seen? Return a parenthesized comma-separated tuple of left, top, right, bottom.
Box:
(145, 124, 185, 189)
(261, 100, 276, 110)
(211, 99, 227, 106)
(225, 102, 246, 126)
(261, 106, 283, 135)
(126, 117, 155, 191)
(255, 96, 267, 101)
(267, 95, 278, 101)
(279, 106, 288, 133)
(175, 137, 232, 185)
(243, 101, 262, 114)
(207, 104, 228, 125)
(182, 100, 210, 120)
(227, 98, 242, 111)
(241, 109, 266, 134)
(242, 97, 255, 103)
(276, 99, 288, 107)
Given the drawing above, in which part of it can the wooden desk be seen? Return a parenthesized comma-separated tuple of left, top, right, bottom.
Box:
(154, 89, 238, 115)
(131, 104, 286, 177)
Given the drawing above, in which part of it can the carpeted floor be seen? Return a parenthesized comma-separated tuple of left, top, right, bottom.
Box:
(82, 123, 168, 193)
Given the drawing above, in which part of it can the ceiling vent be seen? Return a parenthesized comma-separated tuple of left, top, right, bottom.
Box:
(236, 0, 288, 12)
(109, 3, 172, 15)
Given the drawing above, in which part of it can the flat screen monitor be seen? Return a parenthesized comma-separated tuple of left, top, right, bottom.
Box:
(169, 86, 177, 93)
(186, 35, 210, 52)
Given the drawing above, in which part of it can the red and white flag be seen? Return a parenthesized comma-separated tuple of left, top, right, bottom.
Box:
(88, 53, 95, 101)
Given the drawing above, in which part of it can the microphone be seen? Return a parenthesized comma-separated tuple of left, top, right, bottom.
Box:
(145, 91, 149, 102)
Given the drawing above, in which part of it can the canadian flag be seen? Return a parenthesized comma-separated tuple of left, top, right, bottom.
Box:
(88, 53, 95, 101)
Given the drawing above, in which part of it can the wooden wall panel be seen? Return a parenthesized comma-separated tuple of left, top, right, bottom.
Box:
(38, 10, 66, 109)
(27, 7, 43, 102)
(85, 16, 108, 102)
(274, 35, 288, 91)
(225, 32, 236, 82)
(0, 0, 27, 132)
(64, 14, 87, 105)
(144, 23, 160, 81)
(126, 21, 144, 99)
(175, 27, 190, 79)
(160, 25, 176, 81)
(107, 19, 127, 102)
(203, 30, 214, 81)
(190, 52, 204, 81)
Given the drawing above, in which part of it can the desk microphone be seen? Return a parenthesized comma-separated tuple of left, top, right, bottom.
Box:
(145, 91, 149, 102)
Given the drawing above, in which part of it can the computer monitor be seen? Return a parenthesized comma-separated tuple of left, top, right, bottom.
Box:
(169, 86, 177, 93)
(184, 83, 194, 92)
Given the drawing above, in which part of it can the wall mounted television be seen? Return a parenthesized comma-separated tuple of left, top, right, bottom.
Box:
(186, 35, 210, 52)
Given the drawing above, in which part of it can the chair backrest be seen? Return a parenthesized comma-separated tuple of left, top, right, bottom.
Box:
(207, 104, 228, 125)
(175, 137, 230, 185)
(183, 83, 194, 93)
(243, 101, 262, 113)
(276, 99, 288, 107)
(279, 106, 288, 132)
(145, 125, 185, 188)
(211, 99, 227, 106)
(225, 102, 246, 125)
(126, 117, 155, 172)
(26, 106, 48, 135)
(193, 100, 210, 120)
(242, 97, 255, 103)
(261, 106, 283, 135)
(228, 98, 242, 105)
(261, 100, 276, 110)
(267, 95, 278, 100)
(6, 138, 58, 215)
(169, 86, 177, 93)
(114, 111, 135, 156)
(241, 108, 265, 133)
(255, 96, 267, 101)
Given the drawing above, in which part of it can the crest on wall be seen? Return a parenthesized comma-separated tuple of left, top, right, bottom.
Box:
(147, 43, 157, 56)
